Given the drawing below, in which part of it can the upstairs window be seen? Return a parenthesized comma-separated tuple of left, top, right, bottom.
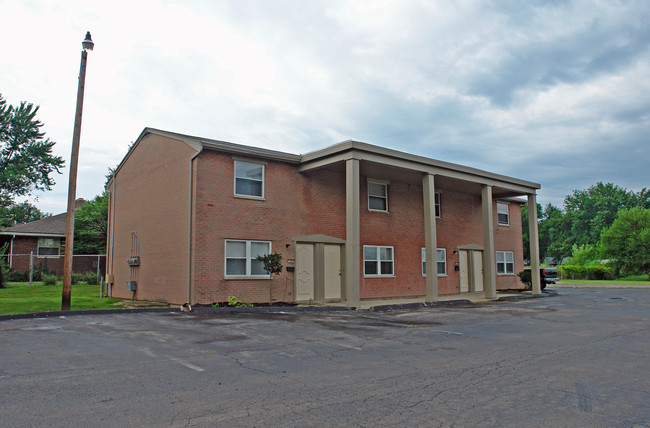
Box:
(38, 238, 60, 256)
(435, 192, 441, 218)
(225, 240, 271, 277)
(496, 251, 514, 274)
(364, 245, 394, 276)
(234, 161, 264, 198)
(421, 248, 447, 276)
(497, 202, 509, 225)
(368, 180, 388, 212)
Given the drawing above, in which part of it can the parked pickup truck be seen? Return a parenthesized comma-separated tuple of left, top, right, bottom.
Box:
(519, 267, 558, 290)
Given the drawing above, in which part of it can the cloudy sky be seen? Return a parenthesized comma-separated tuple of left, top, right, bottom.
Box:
(2, 0, 649, 214)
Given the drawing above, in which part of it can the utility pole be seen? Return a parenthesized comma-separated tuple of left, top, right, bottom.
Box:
(62, 32, 94, 310)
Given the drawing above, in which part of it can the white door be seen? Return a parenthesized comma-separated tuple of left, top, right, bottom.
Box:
(473, 251, 484, 292)
(459, 250, 469, 293)
(324, 245, 341, 299)
(295, 244, 314, 301)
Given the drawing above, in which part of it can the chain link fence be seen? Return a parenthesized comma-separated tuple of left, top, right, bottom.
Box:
(1, 253, 106, 285)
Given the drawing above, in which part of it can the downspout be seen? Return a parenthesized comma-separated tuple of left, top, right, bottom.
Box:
(108, 177, 116, 297)
(187, 146, 203, 307)
(9, 235, 15, 268)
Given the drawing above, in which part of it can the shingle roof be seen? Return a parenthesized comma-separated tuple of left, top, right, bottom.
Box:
(0, 212, 67, 237)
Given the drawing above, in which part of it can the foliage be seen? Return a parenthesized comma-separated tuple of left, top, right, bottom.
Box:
(74, 192, 108, 254)
(7, 270, 29, 282)
(70, 273, 82, 285)
(600, 207, 650, 278)
(567, 244, 601, 266)
(0, 201, 49, 228)
(228, 296, 253, 307)
(42, 273, 58, 285)
(558, 265, 614, 280)
(256, 251, 283, 276)
(0, 94, 64, 207)
(521, 203, 542, 262)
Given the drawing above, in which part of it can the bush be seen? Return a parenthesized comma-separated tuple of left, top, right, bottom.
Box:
(42, 274, 58, 285)
(82, 272, 98, 285)
(7, 270, 29, 282)
(558, 264, 614, 280)
(70, 273, 82, 285)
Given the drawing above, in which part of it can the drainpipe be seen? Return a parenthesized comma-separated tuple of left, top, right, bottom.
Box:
(187, 146, 203, 306)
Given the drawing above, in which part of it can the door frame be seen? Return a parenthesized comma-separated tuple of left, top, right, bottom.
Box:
(457, 244, 485, 294)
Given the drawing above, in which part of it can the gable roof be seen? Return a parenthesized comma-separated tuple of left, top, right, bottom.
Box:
(0, 212, 66, 237)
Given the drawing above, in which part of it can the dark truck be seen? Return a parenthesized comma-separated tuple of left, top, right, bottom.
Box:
(519, 267, 558, 290)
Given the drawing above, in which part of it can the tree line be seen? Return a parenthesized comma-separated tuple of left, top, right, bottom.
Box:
(523, 182, 650, 278)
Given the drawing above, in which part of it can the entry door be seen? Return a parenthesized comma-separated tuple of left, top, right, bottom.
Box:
(472, 251, 484, 292)
(323, 245, 341, 299)
(295, 243, 314, 301)
(459, 250, 469, 293)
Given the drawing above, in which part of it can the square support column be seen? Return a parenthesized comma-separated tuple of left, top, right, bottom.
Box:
(528, 193, 542, 294)
(422, 173, 438, 301)
(481, 185, 497, 298)
(345, 158, 361, 307)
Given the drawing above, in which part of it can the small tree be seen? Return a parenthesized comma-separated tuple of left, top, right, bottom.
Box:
(257, 251, 283, 303)
(600, 207, 650, 278)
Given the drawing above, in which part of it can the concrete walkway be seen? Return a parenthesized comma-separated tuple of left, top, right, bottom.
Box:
(549, 283, 649, 289)
(356, 291, 539, 309)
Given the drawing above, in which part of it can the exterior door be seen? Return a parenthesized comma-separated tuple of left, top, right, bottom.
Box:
(472, 251, 484, 292)
(295, 243, 314, 301)
(459, 250, 469, 293)
(323, 244, 341, 299)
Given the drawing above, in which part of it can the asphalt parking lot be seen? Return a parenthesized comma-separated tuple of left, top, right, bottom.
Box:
(1, 288, 648, 427)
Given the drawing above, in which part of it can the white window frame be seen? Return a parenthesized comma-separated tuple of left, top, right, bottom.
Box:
(37, 237, 61, 257)
(234, 160, 265, 199)
(496, 250, 515, 275)
(224, 239, 271, 278)
(421, 248, 447, 276)
(435, 192, 441, 218)
(497, 201, 509, 226)
(367, 179, 388, 212)
(363, 245, 394, 277)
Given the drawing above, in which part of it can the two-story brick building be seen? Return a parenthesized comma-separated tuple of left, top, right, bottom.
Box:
(105, 128, 542, 306)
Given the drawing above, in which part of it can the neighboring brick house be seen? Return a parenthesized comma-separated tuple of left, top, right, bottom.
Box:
(105, 128, 543, 306)
(0, 199, 104, 276)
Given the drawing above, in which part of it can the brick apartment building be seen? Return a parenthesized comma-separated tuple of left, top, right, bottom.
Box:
(105, 128, 543, 306)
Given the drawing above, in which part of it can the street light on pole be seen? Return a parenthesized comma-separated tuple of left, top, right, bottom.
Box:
(62, 32, 94, 310)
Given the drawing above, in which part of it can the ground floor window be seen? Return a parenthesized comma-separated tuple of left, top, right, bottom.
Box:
(496, 250, 514, 274)
(37, 238, 60, 256)
(364, 245, 394, 276)
(225, 240, 271, 277)
(421, 248, 447, 276)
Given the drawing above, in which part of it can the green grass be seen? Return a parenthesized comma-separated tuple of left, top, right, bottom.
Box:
(0, 281, 123, 316)
(556, 278, 649, 286)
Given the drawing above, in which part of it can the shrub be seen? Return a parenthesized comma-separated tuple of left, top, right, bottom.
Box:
(82, 272, 98, 285)
(42, 274, 58, 285)
(70, 273, 82, 285)
(558, 264, 614, 280)
(7, 270, 29, 282)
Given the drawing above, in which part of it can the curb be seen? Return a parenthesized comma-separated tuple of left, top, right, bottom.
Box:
(0, 291, 560, 322)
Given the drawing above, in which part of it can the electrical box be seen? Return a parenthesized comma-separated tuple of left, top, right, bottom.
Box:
(126, 281, 137, 291)
(105, 274, 114, 285)
(127, 256, 140, 266)
(286, 266, 295, 272)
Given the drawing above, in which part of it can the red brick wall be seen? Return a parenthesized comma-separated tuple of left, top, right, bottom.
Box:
(107, 134, 195, 303)
(494, 201, 525, 290)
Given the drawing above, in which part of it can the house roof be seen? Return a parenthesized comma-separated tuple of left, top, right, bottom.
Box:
(0, 199, 86, 238)
(0, 212, 67, 237)
(108, 127, 540, 197)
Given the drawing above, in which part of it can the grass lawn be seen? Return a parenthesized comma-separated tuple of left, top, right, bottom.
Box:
(0, 281, 123, 316)
(556, 278, 649, 286)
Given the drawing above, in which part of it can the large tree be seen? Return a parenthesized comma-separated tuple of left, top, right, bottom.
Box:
(0, 94, 64, 207)
(0, 201, 49, 228)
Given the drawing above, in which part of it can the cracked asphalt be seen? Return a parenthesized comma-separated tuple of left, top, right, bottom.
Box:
(1, 288, 648, 427)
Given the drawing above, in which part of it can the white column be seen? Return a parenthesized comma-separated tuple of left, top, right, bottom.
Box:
(528, 193, 542, 294)
(422, 173, 438, 301)
(345, 158, 361, 307)
(481, 185, 497, 298)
